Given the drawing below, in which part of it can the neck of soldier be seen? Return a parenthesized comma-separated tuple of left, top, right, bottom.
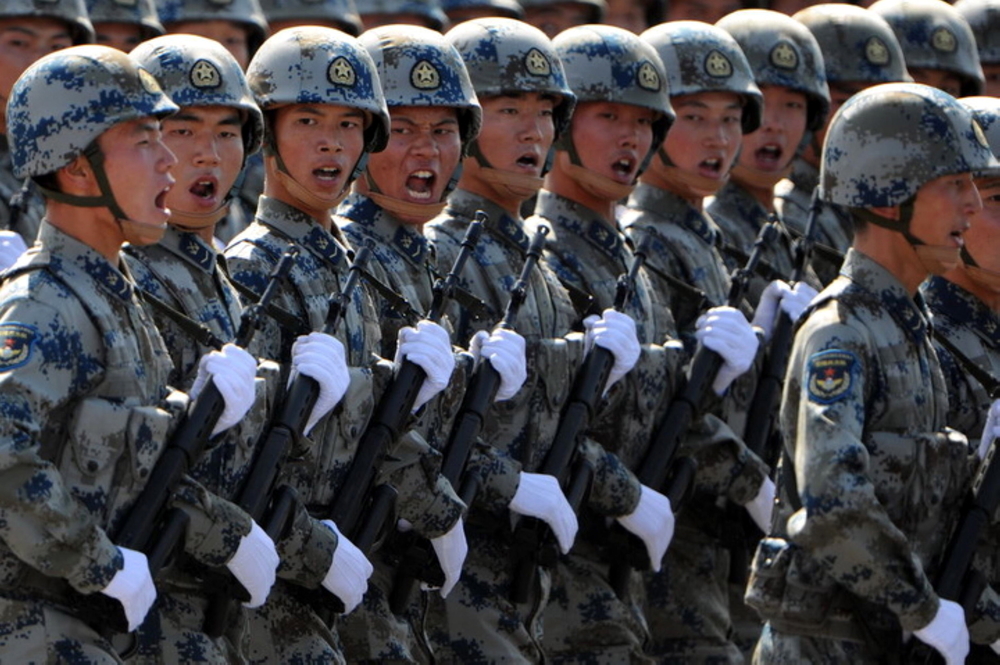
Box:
(47, 199, 126, 263)
(732, 173, 776, 212)
(945, 264, 1000, 312)
(853, 223, 929, 296)
(458, 161, 529, 218)
(264, 178, 333, 231)
(544, 163, 617, 222)
(640, 167, 704, 211)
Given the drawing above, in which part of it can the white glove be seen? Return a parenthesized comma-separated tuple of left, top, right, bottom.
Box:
(509, 472, 578, 554)
(745, 477, 775, 533)
(991, 638, 1000, 655)
(430, 517, 468, 598)
(979, 399, 1000, 461)
(469, 328, 527, 401)
(751, 280, 819, 341)
(695, 306, 758, 396)
(320, 519, 373, 614)
(395, 319, 455, 412)
(615, 484, 674, 573)
(100, 547, 157, 632)
(190, 343, 257, 436)
(912, 599, 969, 665)
(290, 332, 350, 436)
(0, 230, 27, 271)
(225, 521, 280, 608)
(584, 308, 641, 394)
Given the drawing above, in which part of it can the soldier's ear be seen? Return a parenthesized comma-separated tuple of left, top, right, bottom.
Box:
(56, 154, 97, 196)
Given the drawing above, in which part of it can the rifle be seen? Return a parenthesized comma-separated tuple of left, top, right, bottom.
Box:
(508, 232, 653, 604)
(606, 221, 779, 597)
(742, 190, 820, 469)
(97, 247, 297, 634)
(386, 224, 549, 615)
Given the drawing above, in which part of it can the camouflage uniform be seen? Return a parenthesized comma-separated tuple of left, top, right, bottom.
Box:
(746, 83, 1000, 663)
(0, 46, 253, 663)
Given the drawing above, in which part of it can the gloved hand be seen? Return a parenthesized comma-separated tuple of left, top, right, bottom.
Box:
(320, 519, 373, 614)
(979, 399, 1000, 461)
(290, 332, 350, 436)
(469, 328, 527, 401)
(190, 343, 257, 436)
(0, 230, 27, 271)
(695, 306, 758, 396)
(225, 521, 280, 608)
(584, 308, 641, 394)
(912, 599, 969, 665)
(395, 319, 455, 412)
(745, 477, 776, 533)
(615, 484, 674, 573)
(992, 638, 1000, 655)
(100, 546, 157, 632)
(430, 517, 468, 598)
(752, 280, 819, 341)
(509, 471, 578, 554)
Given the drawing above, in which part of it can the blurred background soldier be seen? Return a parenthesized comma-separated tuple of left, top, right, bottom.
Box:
(359, 0, 449, 31)
(870, 0, 984, 97)
(778, 3, 910, 285)
(520, 0, 605, 38)
(0, 0, 93, 268)
(259, 0, 362, 36)
(86, 0, 163, 52)
(441, 0, 524, 23)
(955, 0, 1000, 96)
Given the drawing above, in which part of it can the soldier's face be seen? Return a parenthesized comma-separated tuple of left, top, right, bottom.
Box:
(604, 0, 651, 34)
(908, 171, 981, 254)
(739, 85, 807, 174)
(93, 22, 145, 52)
(0, 18, 73, 130)
(660, 91, 743, 183)
(664, 0, 741, 23)
(98, 117, 178, 243)
(523, 4, 593, 38)
(269, 103, 367, 206)
(983, 63, 1000, 98)
(567, 100, 656, 189)
(360, 105, 461, 223)
(967, 175, 1000, 273)
(161, 105, 245, 219)
(908, 67, 963, 97)
(472, 93, 556, 177)
(167, 20, 250, 70)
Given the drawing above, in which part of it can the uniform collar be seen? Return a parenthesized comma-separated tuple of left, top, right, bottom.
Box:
(923, 275, 1000, 348)
(256, 195, 348, 269)
(842, 248, 931, 347)
(534, 189, 623, 261)
(339, 192, 429, 267)
(627, 183, 718, 247)
(39, 221, 133, 302)
(447, 189, 530, 253)
(158, 226, 217, 274)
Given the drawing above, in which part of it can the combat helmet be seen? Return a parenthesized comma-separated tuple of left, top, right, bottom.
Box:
(158, 0, 269, 56)
(258, 0, 362, 37)
(247, 26, 389, 209)
(1, 0, 95, 45)
(553, 24, 672, 201)
(7, 45, 178, 241)
(717, 9, 830, 132)
(870, 0, 983, 96)
(958, 94, 1000, 287)
(956, 0, 1000, 65)
(358, 0, 449, 31)
(641, 20, 762, 134)
(86, 0, 164, 42)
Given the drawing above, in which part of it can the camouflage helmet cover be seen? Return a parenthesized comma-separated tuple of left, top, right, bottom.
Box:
(821, 82, 997, 206)
(955, 0, 1000, 65)
(445, 17, 574, 138)
(357, 0, 449, 31)
(441, 0, 524, 20)
(7, 44, 178, 179)
(158, 0, 270, 53)
(870, 0, 984, 96)
(258, 0, 363, 37)
(131, 34, 264, 156)
(641, 20, 762, 134)
(716, 9, 831, 131)
(960, 95, 1000, 160)
(793, 4, 909, 86)
(360, 24, 481, 149)
(1, 0, 95, 45)
(86, 0, 164, 41)
(246, 26, 390, 154)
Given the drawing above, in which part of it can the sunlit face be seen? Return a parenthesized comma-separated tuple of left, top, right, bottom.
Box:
(908, 171, 981, 253)
(93, 21, 145, 52)
(0, 17, 73, 130)
(604, 0, 650, 34)
(908, 66, 963, 97)
(983, 63, 1000, 98)
(738, 85, 808, 174)
(166, 20, 250, 69)
(522, 3, 593, 38)
(967, 175, 1000, 273)
(658, 91, 743, 183)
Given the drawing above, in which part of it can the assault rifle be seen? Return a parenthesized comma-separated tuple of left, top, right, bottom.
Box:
(508, 233, 653, 604)
(100, 247, 297, 635)
(386, 224, 549, 615)
(606, 221, 779, 597)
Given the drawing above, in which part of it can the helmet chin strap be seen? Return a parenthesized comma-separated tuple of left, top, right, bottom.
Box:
(730, 161, 792, 191)
(35, 142, 167, 245)
(267, 151, 352, 213)
(961, 246, 1000, 292)
(170, 202, 231, 231)
(655, 149, 729, 199)
(855, 200, 961, 276)
(467, 141, 544, 202)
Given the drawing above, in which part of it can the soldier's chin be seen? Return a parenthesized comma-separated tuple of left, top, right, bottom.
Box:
(120, 215, 169, 246)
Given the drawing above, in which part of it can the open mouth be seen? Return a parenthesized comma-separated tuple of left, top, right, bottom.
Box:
(155, 186, 171, 211)
(190, 178, 217, 201)
(951, 229, 966, 247)
(754, 144, 784, 170)
(699, 157, 723, 177)
(314, 166, 342, 183)
(405, 170, 436, 200)
(611, 156, 636, 181)
(516, 153, 540, 171)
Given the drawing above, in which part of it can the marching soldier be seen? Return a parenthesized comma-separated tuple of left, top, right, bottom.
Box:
(955, 0, 1000, 97)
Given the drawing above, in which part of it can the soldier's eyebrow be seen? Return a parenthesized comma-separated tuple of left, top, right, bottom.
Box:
(0, 25, 71, 40)
(391, 115, 458, 128)
(169, 110, 242, 126)
(675, 99, 742, 111)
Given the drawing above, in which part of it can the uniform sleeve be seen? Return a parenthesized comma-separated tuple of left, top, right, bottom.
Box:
(0, 296, 123, 594)
(784, 316, 939, 632)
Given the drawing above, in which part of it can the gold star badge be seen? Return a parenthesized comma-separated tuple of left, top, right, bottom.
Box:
(526, 48, 551, 77)
(190, 59, 221, 88)
(864, 37, 889, 66)
(974, 119, 990, 149)
(411, 60, 440, 90)
(705, 50, 732, 78)
(932, 27, 957, 53)
(138, 68, 162, 95)
(770, 42, 798, 70)
(637, 61, 661, 92)
(328, 57, 356, 86)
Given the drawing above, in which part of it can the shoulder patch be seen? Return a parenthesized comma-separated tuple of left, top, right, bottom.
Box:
(0, 323, 38, 371)
(806, 349, 857, 404)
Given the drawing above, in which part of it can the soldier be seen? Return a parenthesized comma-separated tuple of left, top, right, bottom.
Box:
(776, 4, 910, 286)
(955, 0, 1000, 96)
(624, 21, 788, 663)
(359, 0, 449, 31)
(424, 17, 645, 662)
(0, 44, 275, 662)
(157, 0, 268, 72)
(745, 82, 996, 665)
(520, 0, 605, 38)
(870, 0, 983, 98)
(260, 0, 363, 36)
(0, 0, 93, 265)
(224, 26, 465, 664)
(86, 0, 163, 52)
(442, 0, 524, 24)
